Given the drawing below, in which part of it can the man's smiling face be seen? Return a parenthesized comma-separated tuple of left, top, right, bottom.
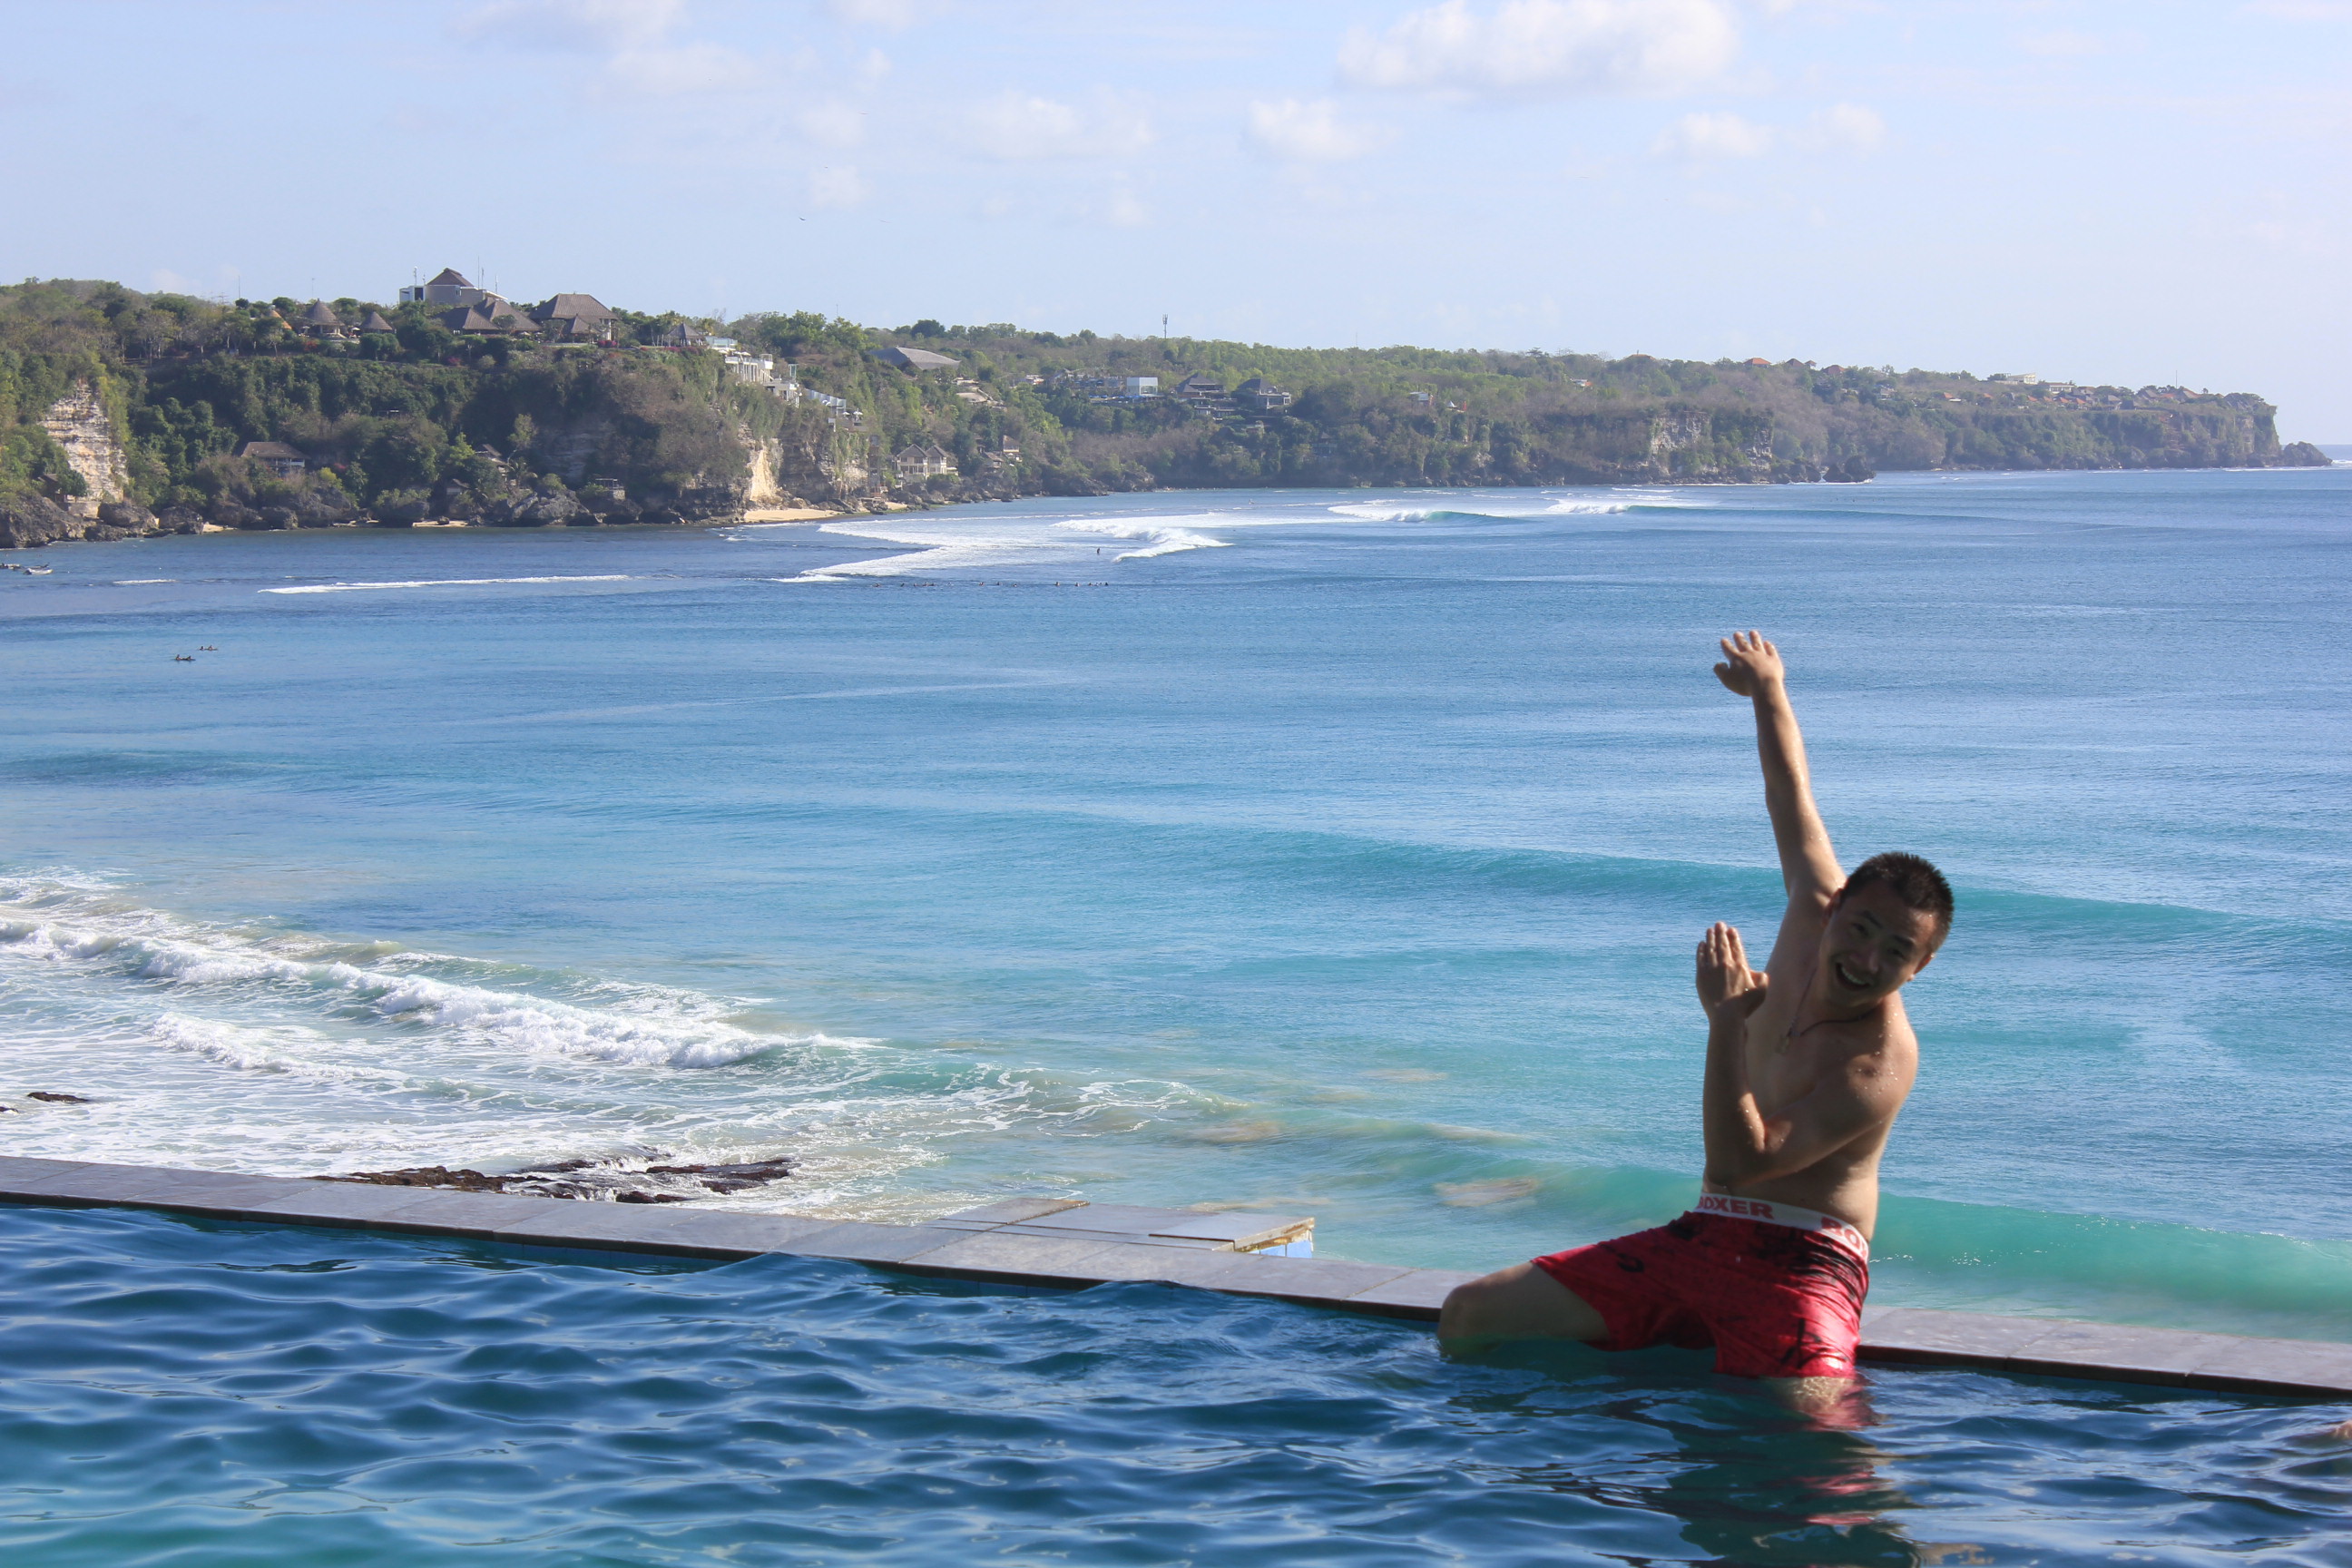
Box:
(1815, 881, 1939, 1011)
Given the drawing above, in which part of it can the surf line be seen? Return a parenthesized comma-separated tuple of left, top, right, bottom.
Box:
(260, 575, 633, 594)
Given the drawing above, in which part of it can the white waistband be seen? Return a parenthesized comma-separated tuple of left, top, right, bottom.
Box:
(1690, 1192, 1870, 1259)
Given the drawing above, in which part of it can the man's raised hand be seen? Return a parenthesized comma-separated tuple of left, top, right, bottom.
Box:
(1695, 921, 1769, 1020)
(1713, 630, 1785, 697)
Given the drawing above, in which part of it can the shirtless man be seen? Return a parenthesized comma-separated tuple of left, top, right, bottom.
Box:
(1438, 632, 1954, 1407)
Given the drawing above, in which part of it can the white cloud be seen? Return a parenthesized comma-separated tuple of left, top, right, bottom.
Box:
(1106, 186, 1152, 228)
(1339, 0, 1740, 99)
(457, 0, 685, 52)
(827, 0, 926, 27)
(1653, 102, 1881, 160)
(602, 38, 765, 93)
(967, 92, 1153, 160)
(1798, 101, 1881, 151)
(2017, 29, 2112, 57)
(1246, 98, 1388, 162)
(808, 165, 870, 208)
(1652, 110, 1774, 159)
(795, 99, 868, 148)
(459, 0, 770, 97)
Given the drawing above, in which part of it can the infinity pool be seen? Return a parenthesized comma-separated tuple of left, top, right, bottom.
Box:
(0, 1206, 2343, 1566)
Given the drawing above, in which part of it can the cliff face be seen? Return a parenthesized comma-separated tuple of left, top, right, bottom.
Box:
(2081, 407, 2279, 468)
(0, 382, 164, 545)
(39, 385, 131, 518)
(0, 494, 169, 548)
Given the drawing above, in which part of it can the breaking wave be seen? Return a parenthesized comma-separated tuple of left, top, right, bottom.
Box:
(0, 871, 1217, 1211)
(785, 514, 1237, 579)
(261, 575, 633, 594)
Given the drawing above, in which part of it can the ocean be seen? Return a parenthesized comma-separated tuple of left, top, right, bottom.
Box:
(4, 467, 2348, 1343)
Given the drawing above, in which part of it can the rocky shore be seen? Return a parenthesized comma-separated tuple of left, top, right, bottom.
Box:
(321, 1155, 798, 1204)
(0, 487, 888, 552)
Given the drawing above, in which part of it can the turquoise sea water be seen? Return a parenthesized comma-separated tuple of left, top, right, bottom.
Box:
(2, 470, 2349, 1354)
(4, 1204, 2346, 1567)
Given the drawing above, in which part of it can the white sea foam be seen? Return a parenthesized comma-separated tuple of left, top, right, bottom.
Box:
(1, 884, 833, 1070)
(1326, 492, 1672, 523)
(789, 514, 1237, 579)
(0, 871, 1220, 1208)
(260, 575, 633, 594)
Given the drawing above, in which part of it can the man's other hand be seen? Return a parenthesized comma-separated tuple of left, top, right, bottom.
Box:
(1696, 922, 1769, 1019)
(1713, 630, 1785, 697)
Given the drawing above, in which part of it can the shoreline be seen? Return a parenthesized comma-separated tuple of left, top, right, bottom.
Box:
(2, 460, 2338, 554)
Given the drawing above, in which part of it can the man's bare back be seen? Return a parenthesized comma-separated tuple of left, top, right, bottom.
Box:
(1439, 632, 1954, 1402)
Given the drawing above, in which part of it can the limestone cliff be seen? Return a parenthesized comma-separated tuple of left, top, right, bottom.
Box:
(40, 384, 131, 518)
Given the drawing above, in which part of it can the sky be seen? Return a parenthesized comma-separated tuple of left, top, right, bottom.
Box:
(5, 0, 2347, 437)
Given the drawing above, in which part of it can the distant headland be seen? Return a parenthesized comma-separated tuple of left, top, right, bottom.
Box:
(0, 274, 2329, 550)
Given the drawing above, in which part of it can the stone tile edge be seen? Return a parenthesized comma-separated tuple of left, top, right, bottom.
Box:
(1856, 1327, 2352, 1397)
(4, 1164, 2347, 1396)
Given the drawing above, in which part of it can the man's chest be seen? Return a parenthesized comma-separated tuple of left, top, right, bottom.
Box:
(1737, 987, 1841, 1112)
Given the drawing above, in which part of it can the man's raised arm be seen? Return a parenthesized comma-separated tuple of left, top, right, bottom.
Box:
(1713, 632, 1843, 911)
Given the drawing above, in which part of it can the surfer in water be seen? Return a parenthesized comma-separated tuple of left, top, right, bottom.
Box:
(1439, 631, 1954, 1413)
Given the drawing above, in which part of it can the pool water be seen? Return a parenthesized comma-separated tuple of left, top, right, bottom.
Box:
(2, 1206, 2343, 1567)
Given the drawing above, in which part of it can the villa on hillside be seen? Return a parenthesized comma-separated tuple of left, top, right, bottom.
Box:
(533, 293, 617, 341)
(436, 297, 536, 336)
(394, 270, 619, 343)
(1172, 375, 1236, 418)
(1234, 377, 1292, 413)
(238, 440, 307, 477)
(398, 268, 488, 308)
(300, 301, 352, 339)
(872, 345, 959, 371)
(1051, 372, 1158, 401)
(893, 441, 957, 481)
(709, 338, 787, 389)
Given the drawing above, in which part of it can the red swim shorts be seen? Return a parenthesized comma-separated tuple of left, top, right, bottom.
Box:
(1532, 1195, 1870, 1380)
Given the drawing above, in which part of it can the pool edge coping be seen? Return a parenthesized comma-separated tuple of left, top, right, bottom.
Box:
(2, 1156, 2345, 1401)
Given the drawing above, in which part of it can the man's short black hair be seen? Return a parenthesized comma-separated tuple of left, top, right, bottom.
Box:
(1838, 851, 1954, 950)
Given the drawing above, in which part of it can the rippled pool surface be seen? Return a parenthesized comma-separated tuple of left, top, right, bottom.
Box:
(2, 1208, 2344, 1567)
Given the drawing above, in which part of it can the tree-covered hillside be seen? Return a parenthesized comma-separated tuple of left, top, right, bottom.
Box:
(751, 313, 2326, 494)
(0, 278, 2328, 548)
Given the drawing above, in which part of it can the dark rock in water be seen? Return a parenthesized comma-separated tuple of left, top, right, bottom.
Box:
(0, 495, 83, 548)
(27, 1091, 94, 1102)
(642, 1156, 799, 1193)
(1826, 456, 1877, 483)
(485, 491, 587, 527)
(321, 1152, 796, 1202)
(292, 490, 359, 527)
(97, 501, 157, 533)
(2278, 441, 2332, 467)
(327, 1164, 511, 1191)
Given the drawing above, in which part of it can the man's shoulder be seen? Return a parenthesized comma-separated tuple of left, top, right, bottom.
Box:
(1878, 994, 1918, 1053)
(1837, 1001, 1917, 1086)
